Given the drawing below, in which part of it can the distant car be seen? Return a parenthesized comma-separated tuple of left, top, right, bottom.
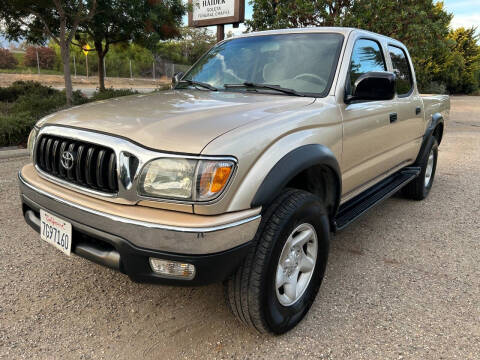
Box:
(19, 27, 449, 334)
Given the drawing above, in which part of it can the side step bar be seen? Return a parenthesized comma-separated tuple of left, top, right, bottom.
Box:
(334, 167, 421, 231)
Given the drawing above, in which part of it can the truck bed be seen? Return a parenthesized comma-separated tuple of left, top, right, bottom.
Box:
(421, 94, 450, 123)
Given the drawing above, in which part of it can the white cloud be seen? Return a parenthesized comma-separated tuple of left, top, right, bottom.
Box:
(450, 13, 480, 30)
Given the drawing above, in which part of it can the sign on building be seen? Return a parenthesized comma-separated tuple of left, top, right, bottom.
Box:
(188, 0, 244, 27)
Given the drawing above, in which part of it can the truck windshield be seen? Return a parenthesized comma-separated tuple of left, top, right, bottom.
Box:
(181, 33, 344, 97)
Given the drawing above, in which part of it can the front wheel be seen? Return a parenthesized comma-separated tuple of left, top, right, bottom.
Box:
(224, 189, 330, 334)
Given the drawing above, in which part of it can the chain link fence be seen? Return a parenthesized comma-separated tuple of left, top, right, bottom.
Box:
(68, 55, 191, 81)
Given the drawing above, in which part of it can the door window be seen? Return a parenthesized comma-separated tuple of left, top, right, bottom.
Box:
(388, 45, 413, 96)
(348, 39, 387, 95)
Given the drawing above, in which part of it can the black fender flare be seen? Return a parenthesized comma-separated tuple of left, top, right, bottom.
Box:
(251, 144, 342, 215)
(415, 113, 444, 165)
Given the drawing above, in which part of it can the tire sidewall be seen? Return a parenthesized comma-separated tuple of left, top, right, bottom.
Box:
(263, 197, 329, 334)
(420, 137, 439, 197)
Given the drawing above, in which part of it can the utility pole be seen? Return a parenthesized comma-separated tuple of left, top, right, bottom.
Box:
(73, 55, 77, 78)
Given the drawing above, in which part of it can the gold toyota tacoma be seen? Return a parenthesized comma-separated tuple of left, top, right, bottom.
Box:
(19, 28, 449, 334)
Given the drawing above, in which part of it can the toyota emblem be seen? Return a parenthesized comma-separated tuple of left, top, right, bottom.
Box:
(61, 151, 75, 170)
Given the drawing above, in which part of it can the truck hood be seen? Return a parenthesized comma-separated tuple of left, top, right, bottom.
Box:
(41, 90, 314, 153)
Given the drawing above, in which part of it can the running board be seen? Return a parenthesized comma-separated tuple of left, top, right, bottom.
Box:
(334, 167, 421, 231)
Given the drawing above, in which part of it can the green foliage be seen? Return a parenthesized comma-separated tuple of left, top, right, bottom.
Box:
(24, 46, 56, 69)
(49, 41, 155, 78)
(246, 0, 349, 30)
(0, 81, 137, 147)
(0, 81, 66, 146)
(442, 28, 480, 94)
(0, 49, 18, 69)
(74, 0, 186, 89)
(89, 88, 138, 101)
(156, 27, 216, 65)
(343, 0, 452, 92)
(247, 0, 480, 94)
(0, 0, 97, 104)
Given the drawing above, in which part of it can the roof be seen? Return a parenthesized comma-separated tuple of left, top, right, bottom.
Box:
(233, 27, 402, 46)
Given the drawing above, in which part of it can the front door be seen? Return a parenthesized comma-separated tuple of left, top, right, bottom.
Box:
(340, 38, 397, 197)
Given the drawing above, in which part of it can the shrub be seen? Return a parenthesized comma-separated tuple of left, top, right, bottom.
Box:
(0, 48, 18, 69)
(0, 81, 70, 147)
(420, 81, 448, 94)
(24, 46, 56, 69)
(0, 82, 141, 147)
(90, 88, 138, 101)
(0, 80, 59, 102)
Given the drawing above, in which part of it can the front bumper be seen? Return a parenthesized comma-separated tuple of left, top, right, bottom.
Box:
(19, 168, 260, 285)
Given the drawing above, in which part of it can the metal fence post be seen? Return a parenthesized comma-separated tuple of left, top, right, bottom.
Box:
(153, 61, 156, 81)
(130, 60, 133, 80)
(36, 47, 40, 75)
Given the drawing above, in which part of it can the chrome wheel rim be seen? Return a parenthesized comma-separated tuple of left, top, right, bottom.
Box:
(425, 149, 435, 187)
(275, 223, 318, 306)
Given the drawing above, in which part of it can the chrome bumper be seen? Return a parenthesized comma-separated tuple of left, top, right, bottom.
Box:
(19, 172, 260, 255)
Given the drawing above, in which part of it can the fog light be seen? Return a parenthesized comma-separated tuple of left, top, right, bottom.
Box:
(149, 258, 195, 280)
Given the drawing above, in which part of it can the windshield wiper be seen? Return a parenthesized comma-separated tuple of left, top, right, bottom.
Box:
(178, 79, 218, 91)
(224, 82, 306, 97)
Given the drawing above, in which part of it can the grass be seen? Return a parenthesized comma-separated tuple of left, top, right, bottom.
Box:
(0, 81, 139, 147)
(0, 67, 64, 75)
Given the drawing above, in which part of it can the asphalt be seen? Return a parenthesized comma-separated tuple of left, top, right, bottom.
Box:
(0, 96, 479, 359)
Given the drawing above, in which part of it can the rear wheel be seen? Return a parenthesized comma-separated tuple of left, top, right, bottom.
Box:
(403, 137, 438, 200)
(224, 189, 330, 334)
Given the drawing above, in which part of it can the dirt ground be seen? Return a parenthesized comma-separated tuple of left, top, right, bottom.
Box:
(0, 97, 479, 359)
(0, 73, 169, 90)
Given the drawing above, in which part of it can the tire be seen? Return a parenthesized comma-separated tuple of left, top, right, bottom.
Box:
(403, 136, 438, 200)
(224, 189, 330, 334)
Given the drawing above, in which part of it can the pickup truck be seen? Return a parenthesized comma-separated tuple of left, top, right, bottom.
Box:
(19, 27, 450, 334)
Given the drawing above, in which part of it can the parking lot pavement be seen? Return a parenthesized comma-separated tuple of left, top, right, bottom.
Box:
(1, 97, 479, 360)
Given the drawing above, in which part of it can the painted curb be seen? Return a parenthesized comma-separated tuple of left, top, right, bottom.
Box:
(0, 149, 29, 160)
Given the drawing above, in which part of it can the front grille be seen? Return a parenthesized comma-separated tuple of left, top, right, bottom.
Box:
(35, 135, 118, 194)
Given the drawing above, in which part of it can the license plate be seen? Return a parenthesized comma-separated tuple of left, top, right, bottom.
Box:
(40, 210, 72, 256)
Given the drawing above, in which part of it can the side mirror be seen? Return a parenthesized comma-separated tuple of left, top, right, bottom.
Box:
(345, 72, 395, 104)
(172, 71, 184, 86)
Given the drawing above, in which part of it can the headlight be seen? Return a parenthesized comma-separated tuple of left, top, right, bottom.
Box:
(27, 127, 39, 160)
(139, 158, 235, 201)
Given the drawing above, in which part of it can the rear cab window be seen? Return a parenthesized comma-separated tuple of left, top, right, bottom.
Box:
(347, 38, 387, 96)
(388, 45, 413, 96)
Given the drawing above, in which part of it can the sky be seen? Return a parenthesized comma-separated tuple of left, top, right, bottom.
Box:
(1, 1, 478, 48)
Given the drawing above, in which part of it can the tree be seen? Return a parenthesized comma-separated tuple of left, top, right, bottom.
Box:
(247, 0, 453, 92)
(156, 27, 216, 65)
(246, 0, 352, 30)
(75, 0, 186, 91)
(442, 27, 480, 94)
(0, 0, 97, 105)
(0, 48, 18, 69)
(24, 46, 56, 69)
(343, 0, 452, 91)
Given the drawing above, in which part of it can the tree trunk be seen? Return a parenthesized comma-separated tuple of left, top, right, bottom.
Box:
(95, 41, 105, 92)
(60, 41, 73, 106)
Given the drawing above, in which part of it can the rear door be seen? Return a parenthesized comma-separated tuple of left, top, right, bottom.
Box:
(387, 44, 424, 153)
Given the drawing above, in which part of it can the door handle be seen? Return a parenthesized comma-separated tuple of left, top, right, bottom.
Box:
(389, 113, 398, 123)
(416, 107, 421, 115)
